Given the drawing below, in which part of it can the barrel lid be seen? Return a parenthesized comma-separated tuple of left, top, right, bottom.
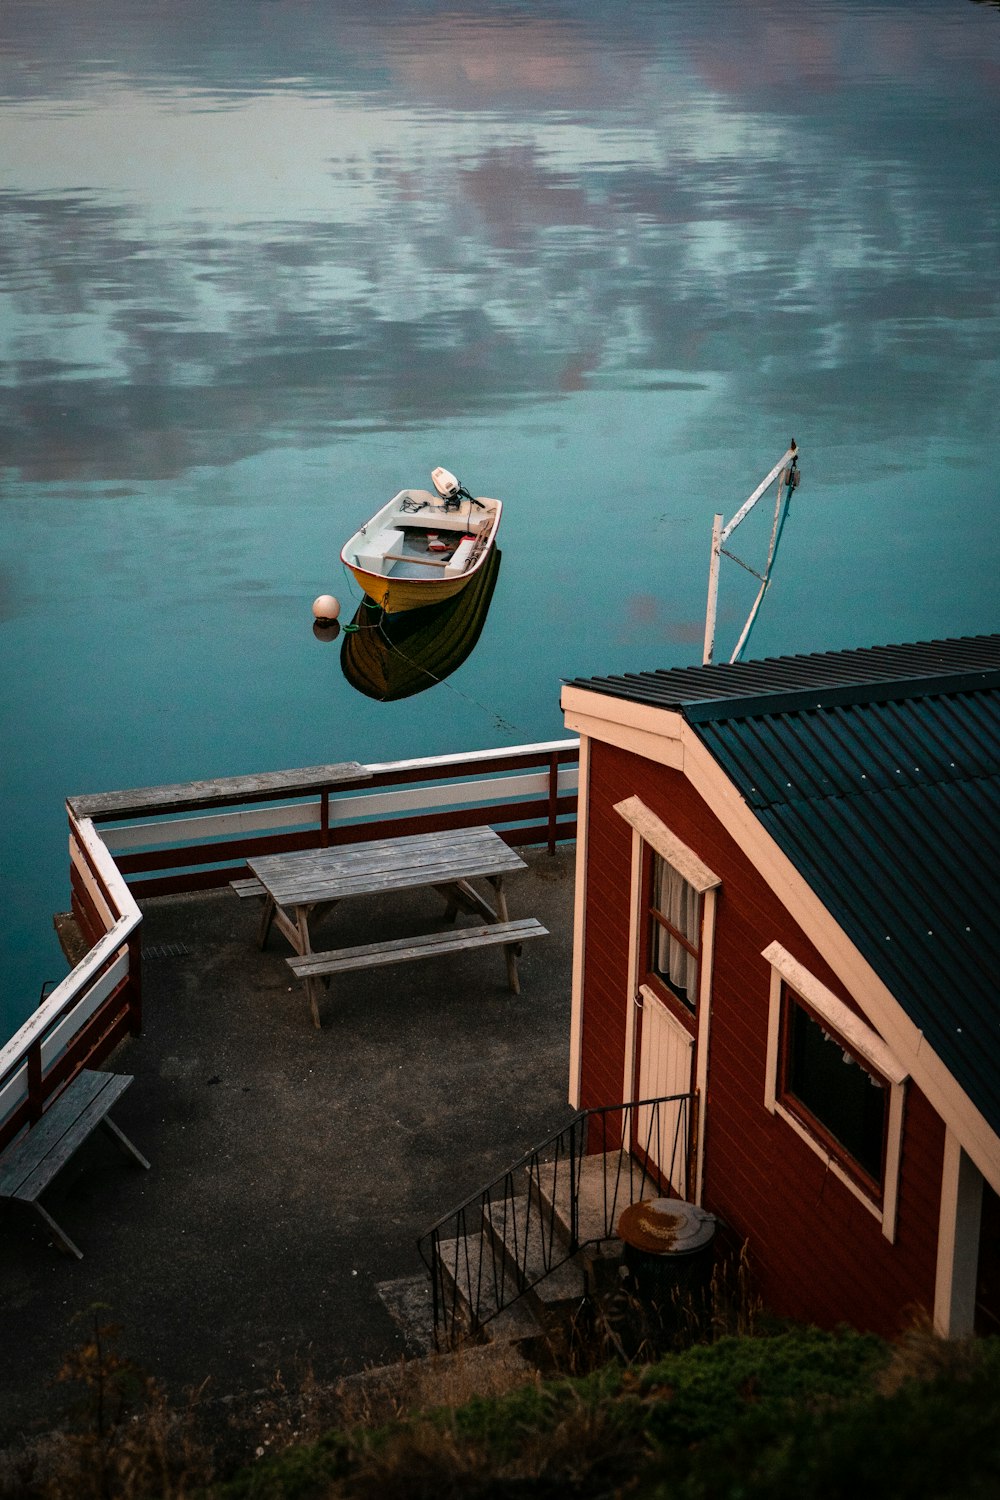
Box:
(617, 1198, 716, 1255)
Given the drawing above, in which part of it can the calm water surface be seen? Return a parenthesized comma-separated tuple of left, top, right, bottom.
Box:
(2, 0, 999, 1034)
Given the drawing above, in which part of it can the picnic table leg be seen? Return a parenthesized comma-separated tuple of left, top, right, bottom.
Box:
(32, 1201, 83, 1260)
(439, 882, 461, 922)
(490, 876, 521, 995)
(293, 905, 323, 1030)
(439, 879, 499, 924)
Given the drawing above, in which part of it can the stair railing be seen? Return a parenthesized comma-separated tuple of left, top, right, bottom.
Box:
(417, 1092, 695, 1350)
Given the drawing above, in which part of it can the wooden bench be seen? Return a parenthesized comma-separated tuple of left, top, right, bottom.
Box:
(0, 1070, 150, 1259)
(230, 877, 266, 900)
(286, 918, 548, 1027)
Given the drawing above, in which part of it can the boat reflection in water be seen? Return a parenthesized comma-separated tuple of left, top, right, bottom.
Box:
(340, 546, 501, 701)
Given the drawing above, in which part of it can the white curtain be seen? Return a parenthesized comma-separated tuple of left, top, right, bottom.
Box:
(654, 857, 700, 998)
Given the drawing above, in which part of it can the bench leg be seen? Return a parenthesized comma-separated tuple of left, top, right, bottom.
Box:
(32, 1201, 83, 1260)
(503, 944, 521, 995)
(304, 977, 322, 1030)
(100, 1116, 151, 1171)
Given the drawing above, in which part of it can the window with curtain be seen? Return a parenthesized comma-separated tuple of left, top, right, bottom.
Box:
(648, 852, 701, 1011)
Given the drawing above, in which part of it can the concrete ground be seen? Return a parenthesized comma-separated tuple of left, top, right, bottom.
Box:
(0, 843, 576, 1453)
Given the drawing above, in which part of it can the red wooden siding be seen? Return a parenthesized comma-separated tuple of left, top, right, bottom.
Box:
(579, 738, 945, 1337)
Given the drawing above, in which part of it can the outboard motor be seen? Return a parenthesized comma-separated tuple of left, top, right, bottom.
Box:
(431, 467, 483, 511)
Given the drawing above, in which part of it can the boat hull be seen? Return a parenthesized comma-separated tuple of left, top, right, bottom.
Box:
(345, 564, 473, 615)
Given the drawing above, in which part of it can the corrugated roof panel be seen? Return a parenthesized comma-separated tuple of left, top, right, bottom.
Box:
(759, 779, 1000, 1131)
(567, 634, 1000, 716)
(698, 691, 1000, 810)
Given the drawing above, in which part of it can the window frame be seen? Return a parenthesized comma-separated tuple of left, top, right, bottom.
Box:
(779, 987, 891, 1196)
(762, 941, 908, 1241)
(646, 848, 703, 1020)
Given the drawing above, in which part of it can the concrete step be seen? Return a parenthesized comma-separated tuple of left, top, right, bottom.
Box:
(529, 1151, 627, 1244)
(435, 1235, 543, 1344)
(482, 1198, 588, 1313)
(528, 1152, 631, 1292)
(376, 1273, 437, 1357)
(339, 1335, 537, 1424)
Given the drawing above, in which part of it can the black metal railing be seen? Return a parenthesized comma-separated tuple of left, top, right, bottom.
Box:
(417, 1093, 695, 1349)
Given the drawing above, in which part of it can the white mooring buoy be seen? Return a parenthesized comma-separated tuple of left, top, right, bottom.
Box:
(311, 594, 341, 624)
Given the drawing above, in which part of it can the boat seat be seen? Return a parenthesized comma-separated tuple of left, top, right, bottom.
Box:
(356, 528, 404, 572)
(444, 536, 478, 577)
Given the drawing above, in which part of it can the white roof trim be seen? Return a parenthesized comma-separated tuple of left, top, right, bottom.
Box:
(676, 721, 1000, 1194)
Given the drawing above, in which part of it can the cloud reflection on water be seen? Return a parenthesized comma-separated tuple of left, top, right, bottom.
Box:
(1, 0, 998, 487)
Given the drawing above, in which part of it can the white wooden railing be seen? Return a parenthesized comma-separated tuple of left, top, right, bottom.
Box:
(0, 817, 142, 1150)
(1, 740, 579, 1150)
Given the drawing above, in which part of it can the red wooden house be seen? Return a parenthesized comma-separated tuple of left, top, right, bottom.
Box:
(561, 634, 1000, 1338)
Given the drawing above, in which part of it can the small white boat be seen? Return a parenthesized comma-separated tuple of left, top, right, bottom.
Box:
(340, 469, 502, 615)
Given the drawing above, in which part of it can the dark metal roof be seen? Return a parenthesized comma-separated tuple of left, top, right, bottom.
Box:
(570, 635, 1000, 1137)
(565, 634, 1000, 715)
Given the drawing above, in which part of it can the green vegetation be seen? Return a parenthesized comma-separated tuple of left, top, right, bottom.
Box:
(4, 1316, 999, 1499)
(222, 1325, 1000, 1500)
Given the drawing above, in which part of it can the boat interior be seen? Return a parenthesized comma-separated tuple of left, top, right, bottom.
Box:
(350, 490, 497, 580)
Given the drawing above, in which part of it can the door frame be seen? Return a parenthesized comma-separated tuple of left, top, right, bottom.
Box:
(615, 796, 720, 1205)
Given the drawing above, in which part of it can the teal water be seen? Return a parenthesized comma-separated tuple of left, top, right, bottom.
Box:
(3, 0, 999, 1038)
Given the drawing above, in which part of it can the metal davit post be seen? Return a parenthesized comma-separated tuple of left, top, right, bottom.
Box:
(703, 441, 801, 666)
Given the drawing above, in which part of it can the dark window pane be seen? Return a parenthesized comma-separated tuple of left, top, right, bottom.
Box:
(786, 1001, 886, 1184)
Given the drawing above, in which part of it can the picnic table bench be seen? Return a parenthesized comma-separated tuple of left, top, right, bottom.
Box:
(0, 1069, 150, 1259)
(287, 914, 548, 986)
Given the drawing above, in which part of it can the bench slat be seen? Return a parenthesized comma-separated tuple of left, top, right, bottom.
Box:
(287, 918, 547, 979)
(230, 877, 266, 899)
(1, 1073, 135, 1202)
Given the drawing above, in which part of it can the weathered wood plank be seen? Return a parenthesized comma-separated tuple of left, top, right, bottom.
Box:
(230, 878, 266, 899)
(249, 827, 526, 907)
(287, 918, 547, 978)
(67, 762, 373, 821)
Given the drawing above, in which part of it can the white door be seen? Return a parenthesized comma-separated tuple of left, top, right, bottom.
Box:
(635, 987, 694, 1196)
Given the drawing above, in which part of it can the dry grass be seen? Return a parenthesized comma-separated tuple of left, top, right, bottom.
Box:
(876, 1307, 982, 1396)
(320, 1384, 638, 1500)
(0, 1308, 213, 1500)
(542, 1237, 763, 1376)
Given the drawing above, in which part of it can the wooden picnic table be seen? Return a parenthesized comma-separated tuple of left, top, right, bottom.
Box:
(241, 828, 546, 1026)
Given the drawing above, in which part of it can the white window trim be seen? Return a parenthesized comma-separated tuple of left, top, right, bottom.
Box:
(934, 1130, 984, 1338)
(615, 797, 720, 1204)
(762, 941, 907, 1242)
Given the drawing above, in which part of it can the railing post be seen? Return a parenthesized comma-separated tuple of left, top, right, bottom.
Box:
(569, 1118, 579, 1254)
(127, 927, 143, 1036)
(547, 752, 559, 855)
(430, 1230, 442, 1351)
(27, 1039, 43, 1124)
